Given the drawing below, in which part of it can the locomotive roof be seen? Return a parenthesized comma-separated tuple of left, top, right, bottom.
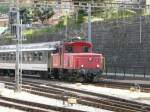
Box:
(63, 41, 93, 47)
(0, 41, 61, 52)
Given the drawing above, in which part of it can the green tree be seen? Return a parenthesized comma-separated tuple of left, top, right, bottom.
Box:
(77, 9, 87, 24)
(20, 8, 33, 24)
(19, 5, 54, 24)
(34, 5, 54, 24)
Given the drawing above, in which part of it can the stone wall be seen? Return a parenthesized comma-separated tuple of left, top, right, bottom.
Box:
(91, 16, 150, 74)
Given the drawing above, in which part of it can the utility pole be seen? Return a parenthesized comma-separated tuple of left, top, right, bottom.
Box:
(15, 0, 22, 92)
(88, 3, 91, 43)
(9, 0, 22, 92)
(65, 12, 68, 39)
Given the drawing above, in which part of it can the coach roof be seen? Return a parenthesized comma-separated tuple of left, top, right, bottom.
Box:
(63, 41, 93, 47)
(0, 41, 61, 52)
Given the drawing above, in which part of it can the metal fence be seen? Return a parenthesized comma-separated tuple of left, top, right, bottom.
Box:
(104, 65, 147, 79)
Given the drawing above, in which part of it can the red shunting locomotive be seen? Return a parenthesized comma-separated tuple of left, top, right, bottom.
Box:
(51, 41, 103, 82)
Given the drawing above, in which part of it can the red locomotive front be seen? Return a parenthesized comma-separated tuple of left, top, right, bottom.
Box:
(51, 41, 103, 82)
(73, 53, 103, 69)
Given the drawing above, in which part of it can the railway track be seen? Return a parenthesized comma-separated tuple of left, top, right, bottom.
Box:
(21, 75, 150, 93)
(1, 77, 150, 112)
(95, 80, 150, 93)
(0, 80, 86, 112)
(2, 75, 150, 92)
(0, 95, 85, 112)
(0, 96, 55, 112)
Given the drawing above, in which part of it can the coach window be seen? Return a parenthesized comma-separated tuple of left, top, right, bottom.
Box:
(1, 54, 4, 62)
(8, 53, 10, 61)
(10, 53, 14, 62)
(3, 53, 7, 62)
(33, 52, 35, 60)
(10, 53, 12, 60)
(29, 53, 32, 62)
(13, 53, 15, 61)
(0, 54, 2, 61)
(6, 53, 9, 61)
(38, 52, 43, 61)
(23, 53, 28, 62)
(1, 54, 3, 61)
(0, 54, 2, 62)
(27, 53, 32, 62)
(33, 52, 37, 62)
(25, 53, 27, 61)
(0, 54, 3, 62)
(2, 53, 5, 61)
(4, 54, 6, 60)
(65, 46, 73, 53)
(83, 46, 89, 53)
(22, 53, 25, 62)
(27, 53, 30, 62)
(8, 54, 10, 61)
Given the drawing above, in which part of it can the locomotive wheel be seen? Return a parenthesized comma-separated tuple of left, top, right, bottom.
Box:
(86, 74, 95, 82)
(76, 76, 85, 82)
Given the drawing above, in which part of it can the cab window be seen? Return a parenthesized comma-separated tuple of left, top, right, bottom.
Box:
(83, 46, 89, 53)
(65, 46, 73, 53)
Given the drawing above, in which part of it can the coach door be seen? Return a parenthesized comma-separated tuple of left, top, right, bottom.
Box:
(48, 51, 53, 75)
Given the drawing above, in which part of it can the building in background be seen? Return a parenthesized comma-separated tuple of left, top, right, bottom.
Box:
(115, 0, 150, 14)
(115, 0, 150, 5)
(0, 13, 8, 27)
(0, 17, 8, 27)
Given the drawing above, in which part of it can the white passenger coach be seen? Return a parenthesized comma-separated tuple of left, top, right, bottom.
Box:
(0, 41, 61, 77)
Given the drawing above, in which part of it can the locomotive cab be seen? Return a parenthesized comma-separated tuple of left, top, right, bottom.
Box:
(64, 41, 92, 53)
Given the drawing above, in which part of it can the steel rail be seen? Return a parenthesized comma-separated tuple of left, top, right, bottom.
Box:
(0, 95, 85, 112)
(3, 78, 150, 112)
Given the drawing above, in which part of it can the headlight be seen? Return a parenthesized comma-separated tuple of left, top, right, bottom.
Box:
(81, 65, 84, 67)
(97, 64, 100, 68)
